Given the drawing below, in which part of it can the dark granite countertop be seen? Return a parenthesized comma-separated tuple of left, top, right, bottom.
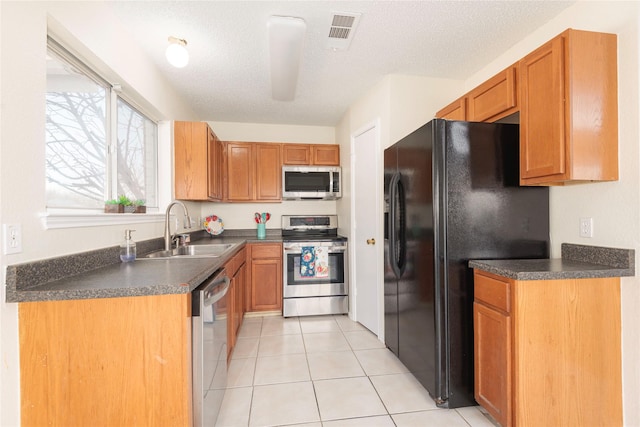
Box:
(469, 243, 635, 280)
(5, 229, 283, 303)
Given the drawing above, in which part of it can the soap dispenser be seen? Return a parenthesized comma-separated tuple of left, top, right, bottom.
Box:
(120, 229, 136, 262)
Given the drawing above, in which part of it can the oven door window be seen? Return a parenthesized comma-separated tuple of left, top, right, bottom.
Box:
(286, 251, 344, 285)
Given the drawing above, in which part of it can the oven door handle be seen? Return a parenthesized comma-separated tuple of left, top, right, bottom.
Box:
(283, 246, 347, 253)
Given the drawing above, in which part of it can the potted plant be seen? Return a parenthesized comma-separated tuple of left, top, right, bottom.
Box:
(133, 199, 146, 214)
(117, 195, 135, 213)
(104, 198, 124, 213)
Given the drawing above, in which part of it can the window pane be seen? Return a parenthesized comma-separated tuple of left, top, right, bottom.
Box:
(117, 99, 157, 207)
(45, 51, 107, 209)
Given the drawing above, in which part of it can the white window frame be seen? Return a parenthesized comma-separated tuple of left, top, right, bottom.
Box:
(43, 36, 164, 229)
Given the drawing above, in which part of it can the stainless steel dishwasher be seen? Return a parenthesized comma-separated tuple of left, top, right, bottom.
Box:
(192, 267, 230, 427)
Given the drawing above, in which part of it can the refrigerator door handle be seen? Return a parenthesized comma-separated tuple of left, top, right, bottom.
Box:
(389, 173, 407, 279)
(388, 173, 400, 279)
(396, 175, 407, 277)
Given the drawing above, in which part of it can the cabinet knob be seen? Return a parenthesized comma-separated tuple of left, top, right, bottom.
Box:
(366, 238, 376, 245)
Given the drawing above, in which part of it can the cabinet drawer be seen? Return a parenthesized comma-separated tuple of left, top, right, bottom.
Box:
(224, 257, 237, 277)
(226, 248, 246, 277)
(251, 243, 282, 259)
(234, 247, 246, 266)
(474, 272, 511, 313)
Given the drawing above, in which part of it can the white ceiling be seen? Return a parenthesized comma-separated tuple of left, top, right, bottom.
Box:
(108, 1, 574, 126)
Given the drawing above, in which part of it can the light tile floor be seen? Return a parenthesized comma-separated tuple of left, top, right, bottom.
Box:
(216, 314, 498, 427)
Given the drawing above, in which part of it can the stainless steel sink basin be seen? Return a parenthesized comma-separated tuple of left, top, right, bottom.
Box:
(140, 243, 235, 259)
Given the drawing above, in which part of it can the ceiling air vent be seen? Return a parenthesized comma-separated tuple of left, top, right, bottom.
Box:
(326, 12, 361, 51)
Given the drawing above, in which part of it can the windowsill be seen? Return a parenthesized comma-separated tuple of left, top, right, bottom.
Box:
(41, 212, 165, 229)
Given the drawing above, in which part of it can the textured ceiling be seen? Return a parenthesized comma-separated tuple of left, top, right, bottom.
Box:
(108, 1, 574, 126)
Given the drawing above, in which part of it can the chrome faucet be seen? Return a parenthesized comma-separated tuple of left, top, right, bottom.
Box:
(165, 200, 192, 251)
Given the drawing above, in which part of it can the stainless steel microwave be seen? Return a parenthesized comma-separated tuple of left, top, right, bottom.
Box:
(282, 166, 342, 200)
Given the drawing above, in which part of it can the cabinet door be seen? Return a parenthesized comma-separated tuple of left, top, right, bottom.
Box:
(254, 143, 282, 201)
(226, 142, 254, 201)
(207, 128, 223, 201)
(474, 301, 511, 427)
(248, 243, 283, 313)
(19, 295, 192, 426)
(435, 97, 466, 120)
(467, 65, 517, 122)
(283, 144, 311, 165)
(312, 145, 340, 165)
(174, 121, 209, 200)
(250, 258, 282, 311)
(519, 36, 566, 182)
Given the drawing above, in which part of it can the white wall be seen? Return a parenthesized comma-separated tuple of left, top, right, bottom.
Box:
(0, 2, 198, 425)
(463, 3, 640, 424)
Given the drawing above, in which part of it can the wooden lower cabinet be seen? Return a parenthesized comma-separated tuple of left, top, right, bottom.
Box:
(226, 247, 246, 357)
(247, 242, 282, 312)
(474, 273, 512, 427)
(473, 270, 622, 427)
(19, 294, 192, 427)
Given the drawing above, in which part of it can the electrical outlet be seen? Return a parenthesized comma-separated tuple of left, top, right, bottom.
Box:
(3, 223, 22, 254)
(579, 217, 593, 238)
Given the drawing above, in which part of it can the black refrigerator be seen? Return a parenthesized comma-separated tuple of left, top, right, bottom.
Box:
(383, 119, 549, 408)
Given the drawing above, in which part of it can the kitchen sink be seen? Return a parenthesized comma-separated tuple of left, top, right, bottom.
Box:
(140, 243, 235, 259)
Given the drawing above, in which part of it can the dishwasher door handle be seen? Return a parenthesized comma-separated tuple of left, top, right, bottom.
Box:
(204, 275, 230, 306)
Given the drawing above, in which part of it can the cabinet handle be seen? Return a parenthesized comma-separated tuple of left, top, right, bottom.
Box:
(366, 238, 376, 245)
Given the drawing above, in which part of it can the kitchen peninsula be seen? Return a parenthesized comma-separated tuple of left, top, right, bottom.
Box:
(6, 230, 281, 426)
(470, 243, 634, 427)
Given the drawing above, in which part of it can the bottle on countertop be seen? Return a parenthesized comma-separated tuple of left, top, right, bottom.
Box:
(120, 229, 136, 262)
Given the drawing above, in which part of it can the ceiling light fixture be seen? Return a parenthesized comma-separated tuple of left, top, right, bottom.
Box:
(267, 16, 306, 101)
(165, 36, 189, 68)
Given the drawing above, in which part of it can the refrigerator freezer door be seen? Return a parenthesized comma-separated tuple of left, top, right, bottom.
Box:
(394, 121, 438, 401)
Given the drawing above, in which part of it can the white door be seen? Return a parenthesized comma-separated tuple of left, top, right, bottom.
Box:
(351, 122, 381, 335)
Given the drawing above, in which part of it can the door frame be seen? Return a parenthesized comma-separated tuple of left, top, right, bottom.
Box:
(350, 119, 384, 340)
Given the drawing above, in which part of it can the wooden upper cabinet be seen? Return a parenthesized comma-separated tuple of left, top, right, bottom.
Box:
(207, 127, 223, 201)
(225, 142, 254, 201)
(312, 145, 340, 165)
(282, 144, 311, 165)
(436, 97, 466, 120)
(254, 143, 282, 201)
(519, 29, 618, 185)
(175, 121, 223, 201)
(467, 65, 518, 122)
(225, 142, 281, 202)
(282, 144, 340, 166)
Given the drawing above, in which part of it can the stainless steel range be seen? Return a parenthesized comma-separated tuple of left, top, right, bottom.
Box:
(282, 215, 348, 317)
